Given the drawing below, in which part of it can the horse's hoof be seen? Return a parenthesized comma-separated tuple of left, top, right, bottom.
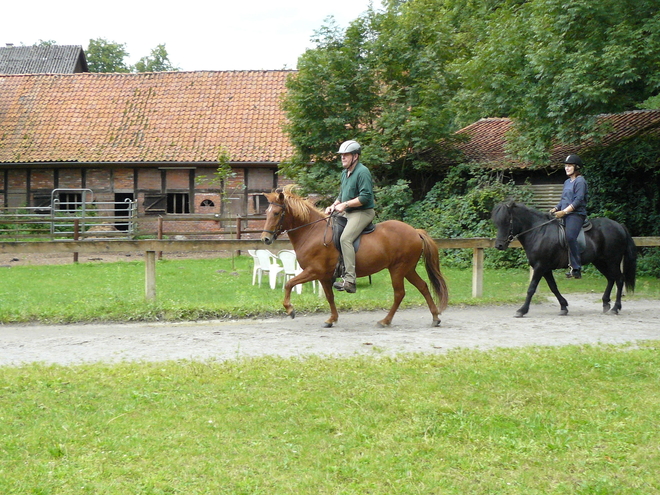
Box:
(322, 322, 334, 328)
(559, 309, 568, 316)
(431, 319, 441, 327)
(514, 312, 524, 318)
(610, 308, 619, 315)
(376, 321, 390, 328)
(603, 304, 611, 314)
(289, 310, 296, 319)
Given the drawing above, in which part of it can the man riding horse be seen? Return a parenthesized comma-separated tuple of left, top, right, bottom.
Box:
(324, 140, 375, 293)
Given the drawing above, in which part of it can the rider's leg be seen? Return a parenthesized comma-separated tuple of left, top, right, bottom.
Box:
(340, 209, 375, 286)
(565, 214, 585, 275)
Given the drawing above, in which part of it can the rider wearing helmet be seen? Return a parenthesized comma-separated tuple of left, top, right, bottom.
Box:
(550, 154, 588, 279)
(324, 140, 376, 293)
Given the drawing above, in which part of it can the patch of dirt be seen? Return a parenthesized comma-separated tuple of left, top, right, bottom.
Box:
(1, 295, 658, 366)
(0, 251, 227, 267)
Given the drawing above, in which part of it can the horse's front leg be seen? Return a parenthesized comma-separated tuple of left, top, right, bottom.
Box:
(281, 270, 321, 319)
(542, 271, 569, 315)
(515, 267, 545, 318)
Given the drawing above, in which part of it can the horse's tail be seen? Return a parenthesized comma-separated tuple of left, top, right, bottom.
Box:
(417, 229, 449, 313)
(622, 226, 637, 294)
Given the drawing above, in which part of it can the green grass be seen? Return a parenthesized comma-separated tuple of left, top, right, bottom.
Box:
(0, 255, 658, 324)
(1, 344, 659, 494)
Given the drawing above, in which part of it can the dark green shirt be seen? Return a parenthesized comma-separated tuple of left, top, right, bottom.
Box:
(338, 162, 375, 210)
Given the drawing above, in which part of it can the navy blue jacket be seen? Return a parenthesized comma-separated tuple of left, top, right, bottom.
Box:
(556, 176, 588, 216)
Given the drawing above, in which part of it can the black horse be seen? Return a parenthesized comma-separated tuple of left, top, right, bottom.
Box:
(491, 200, 636, 317)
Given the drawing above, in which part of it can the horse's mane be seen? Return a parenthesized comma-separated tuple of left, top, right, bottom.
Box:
(266, 184, 324, 223)
(491, 200, 551, 226)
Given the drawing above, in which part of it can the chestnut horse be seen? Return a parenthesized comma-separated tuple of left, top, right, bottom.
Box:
(260, 186, 448, 328)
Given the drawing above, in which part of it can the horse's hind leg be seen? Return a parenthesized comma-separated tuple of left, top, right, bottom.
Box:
(593, 260, 619, 314)
(319, 280, 340, 328)
(377, 268, 407, 328)
(405, 269, 441, 327)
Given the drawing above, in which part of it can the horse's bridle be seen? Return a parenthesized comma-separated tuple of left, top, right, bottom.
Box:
(262, 201, 329, 240)
(262, 202, 287, 240)
(497, 203, 558, 247)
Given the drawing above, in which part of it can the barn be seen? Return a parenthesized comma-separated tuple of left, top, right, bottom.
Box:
(446, 110, 660, 209)
(0, 70, 295, 235)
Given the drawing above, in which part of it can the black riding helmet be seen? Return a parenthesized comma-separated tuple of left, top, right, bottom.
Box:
(564, 154, 583, 168)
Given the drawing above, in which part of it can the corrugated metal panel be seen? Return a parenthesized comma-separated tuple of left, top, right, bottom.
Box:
(0, 45, 85, 74)
(527, 184, 564, 210)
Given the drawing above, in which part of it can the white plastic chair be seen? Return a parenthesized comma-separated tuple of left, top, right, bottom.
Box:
(277, 250, 303, 294)
(255, 249, 283, 289)
(248, 249, 261, 286)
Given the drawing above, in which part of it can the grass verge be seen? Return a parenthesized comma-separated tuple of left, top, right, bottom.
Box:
(0, 255, 657, 324)
(1, 343, 658, 494)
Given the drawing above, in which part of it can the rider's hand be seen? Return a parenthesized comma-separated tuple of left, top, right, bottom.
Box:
(549, 207, 557, 214)
(554, 210, 567, 218)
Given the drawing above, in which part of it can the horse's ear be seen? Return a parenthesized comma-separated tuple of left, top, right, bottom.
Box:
(278, 192, 285, 202)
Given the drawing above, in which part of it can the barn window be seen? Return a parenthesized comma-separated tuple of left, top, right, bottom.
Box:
(144, 194, 167, 215)
(32, 194, 52, 214)
(167, 193, 190, 214)
(57, 192, 83, 211)
(200, 199, 215, 207)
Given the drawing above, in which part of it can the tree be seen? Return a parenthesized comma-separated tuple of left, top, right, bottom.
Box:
(283, 0, 660, 192)
(134, 44, 179, 73)
(449, 0, 660, 163)
(281, 8, 461, 199)
(86, 38, 130, 73)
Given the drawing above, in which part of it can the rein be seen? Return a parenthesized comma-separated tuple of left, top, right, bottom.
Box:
(264, 202, 330, 240)
(500, 206, 558, 245)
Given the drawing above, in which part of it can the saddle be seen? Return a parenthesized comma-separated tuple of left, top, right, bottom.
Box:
(331, 215, 376, 278)
(558, 218, 592, 252)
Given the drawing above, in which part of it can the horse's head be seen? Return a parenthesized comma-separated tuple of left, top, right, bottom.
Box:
(261, 190, 287, 245)
(491, 200, 517, 250)
(492, 200, 553, 249)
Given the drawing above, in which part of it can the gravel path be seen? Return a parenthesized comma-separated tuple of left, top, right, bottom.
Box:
(1, 295, 658, 366)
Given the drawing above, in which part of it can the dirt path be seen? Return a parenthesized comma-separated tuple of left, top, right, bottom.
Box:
(1, 295, 658, 366)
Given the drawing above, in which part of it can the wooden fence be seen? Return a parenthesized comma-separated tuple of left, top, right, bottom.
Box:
(0, 237, 658, 301)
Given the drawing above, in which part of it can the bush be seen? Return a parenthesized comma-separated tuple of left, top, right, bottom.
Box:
(402, 164, 534, 268)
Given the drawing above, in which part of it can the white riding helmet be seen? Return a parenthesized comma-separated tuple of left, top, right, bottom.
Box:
(337, 140, 361, 155)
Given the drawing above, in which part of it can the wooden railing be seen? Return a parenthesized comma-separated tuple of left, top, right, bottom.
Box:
(0, 237, 658, 301)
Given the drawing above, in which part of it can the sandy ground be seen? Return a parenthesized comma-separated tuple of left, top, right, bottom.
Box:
(1, 294, 658, 366)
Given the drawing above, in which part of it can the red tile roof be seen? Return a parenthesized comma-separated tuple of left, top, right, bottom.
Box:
(452, 110, 660, 168)
(0, 71, 295, 164)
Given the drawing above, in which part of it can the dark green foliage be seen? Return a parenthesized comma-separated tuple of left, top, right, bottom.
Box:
(583, 136, 660, 277)
(583, 137, 660, 237)
(403, 165, 533, 268)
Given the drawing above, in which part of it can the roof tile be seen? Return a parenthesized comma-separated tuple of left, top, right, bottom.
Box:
(451, 110, 660, 168)
(0, 71, 295, 164)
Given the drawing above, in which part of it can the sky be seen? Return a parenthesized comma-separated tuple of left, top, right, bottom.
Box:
(3, 0, 382, 71)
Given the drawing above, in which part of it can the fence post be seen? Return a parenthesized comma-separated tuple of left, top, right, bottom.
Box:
(73, 219, 79, 263)
(472, 247, 484, 298)
(145, 251, 157, 300)
(157, 217, 163, 260)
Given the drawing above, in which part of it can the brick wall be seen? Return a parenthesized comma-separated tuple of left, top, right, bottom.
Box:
(137, 168, 161, 191)
(86, 169, 112, 192)
(114, 169, 135, 191)
(30, 169, 55, 190)
(58, 169, 83, 188)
